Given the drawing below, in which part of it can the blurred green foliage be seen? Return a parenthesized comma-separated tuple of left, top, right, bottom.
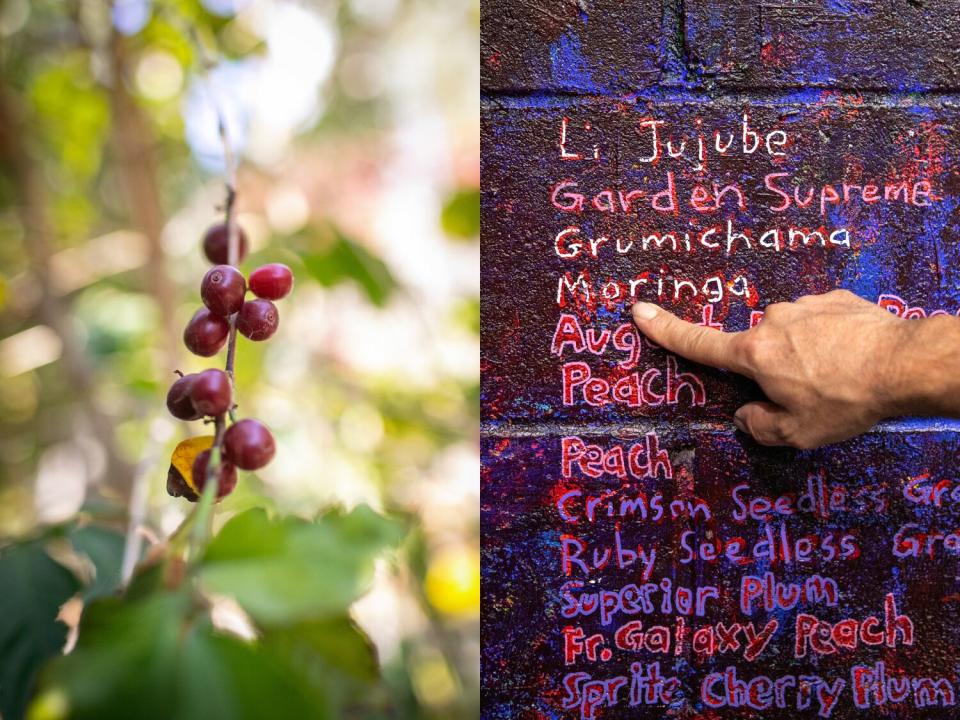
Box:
(0, 538, 79, 720)
(198, 505, 405, 625)
(0, 0, 478, 716)
(67, 526, 125, 601)
(441, 188, 481, 240)
(40, 593, 337, 720)
(298, 225, 399, 308)
(28, 506, 403, 720)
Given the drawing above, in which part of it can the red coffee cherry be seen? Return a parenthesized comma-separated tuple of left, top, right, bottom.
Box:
(223, 418, 276, 470)
(191, 449, 238, 499)
(166, 373, 202, 420)
(201, 264, 246, 317)
(189, 369, 233, 416)
(236, 299, 279, 341)
(203, 222, 248, 265)
(184, 308, 230, 357)
(249, 263, 294, 300)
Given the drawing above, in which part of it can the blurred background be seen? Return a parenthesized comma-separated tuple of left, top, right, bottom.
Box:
(0, 0, 478, 717)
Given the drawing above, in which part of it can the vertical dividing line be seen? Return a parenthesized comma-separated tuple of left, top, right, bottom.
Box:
(660, 0, 691, 87)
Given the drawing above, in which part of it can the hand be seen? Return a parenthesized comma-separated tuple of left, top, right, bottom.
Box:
(631, 290, 917, 449)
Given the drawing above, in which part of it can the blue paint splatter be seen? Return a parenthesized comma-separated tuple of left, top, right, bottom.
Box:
(550, 30, 597, 93)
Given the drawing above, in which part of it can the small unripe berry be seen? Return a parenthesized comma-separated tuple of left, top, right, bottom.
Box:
(224, 418, 275, 470)
(249, 263, 294, 300)
(184, 308, 229, 357)
(236, 299, 279, 341)
(203, 222, 248, 265)
(166, 374, 202, 420)
(191, 449, 238, 499)
(189, 369, 233, 416)
(201, 265, 246, 316)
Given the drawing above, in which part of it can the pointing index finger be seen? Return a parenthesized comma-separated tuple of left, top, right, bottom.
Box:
(632, 303, 752, 377)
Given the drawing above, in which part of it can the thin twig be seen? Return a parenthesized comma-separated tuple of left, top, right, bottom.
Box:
(121, 444, 156, 584)
(189, 25, 242, 555)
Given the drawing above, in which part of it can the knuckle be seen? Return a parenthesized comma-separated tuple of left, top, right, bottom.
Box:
(760, 301, 799, 324)
(778, 422, 813, 449)
(737, 332, 768, 368)
(828, 288, 855, 301)
(688, 327, 713, 355)
(783, 431, 814, 450)
(751, 425, 782, 447)
(765, 422, 790, 446)
(748, 414, 796, 447)
(777, 426, 800, 447)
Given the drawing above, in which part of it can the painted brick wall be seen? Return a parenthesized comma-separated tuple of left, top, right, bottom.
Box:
(481, 2, 960, 718)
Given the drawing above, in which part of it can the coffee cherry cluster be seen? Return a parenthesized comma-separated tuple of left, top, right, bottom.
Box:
(166, 220, 294, 502)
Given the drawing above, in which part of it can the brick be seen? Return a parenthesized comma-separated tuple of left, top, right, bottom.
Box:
(685, 429, 960, 719)
(482, 429, 960, 718)
(481, 431, 697, 716)
(480, 0, 663, 94)
(481, 99, 960, 424)
(686, 0, 960, 90)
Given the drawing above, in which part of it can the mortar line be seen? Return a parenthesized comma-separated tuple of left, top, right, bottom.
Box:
(480, 419, 960, 437)
(481, 87, 960, 108)
(659, 0, 689, 86)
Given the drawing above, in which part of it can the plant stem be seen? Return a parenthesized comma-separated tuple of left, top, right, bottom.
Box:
(188, 24, 241, 557)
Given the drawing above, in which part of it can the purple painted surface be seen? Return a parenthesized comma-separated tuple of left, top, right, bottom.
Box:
(686, 1, 960, 91)
(481, 2, 960, 718)
(480, 0, 662, 93)
(482, 432, 960, 718)
(482, 100, 960, 424)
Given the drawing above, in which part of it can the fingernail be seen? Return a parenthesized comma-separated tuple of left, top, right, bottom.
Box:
(733, 412, 746, 433)
(632, 302, 657, 321)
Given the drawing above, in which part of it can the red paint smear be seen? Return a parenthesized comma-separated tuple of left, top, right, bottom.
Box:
(759, 32, 799, 68)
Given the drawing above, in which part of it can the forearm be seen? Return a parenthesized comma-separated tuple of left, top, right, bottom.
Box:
(887, 315, 960, 418)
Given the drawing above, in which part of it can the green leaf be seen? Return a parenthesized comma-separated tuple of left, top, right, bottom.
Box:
(66, 526, 125, 601)
(198, 505, 405, 626)
(440, 188, 480, 240)
(300, 229, 397, 306)
(0, 541, 80, 720)
(35, 592, 329, 720)
(261, 617, 389, 715)
(266, 616, 378, 682)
